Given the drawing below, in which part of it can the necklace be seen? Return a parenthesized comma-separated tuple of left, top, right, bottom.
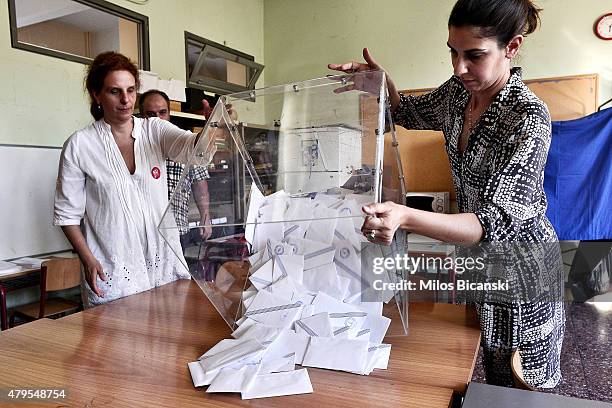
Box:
(467, 97, 480, 133)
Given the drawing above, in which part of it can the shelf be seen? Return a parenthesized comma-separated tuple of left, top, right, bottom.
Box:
(170, 111, 206, 120)
(133, 109, 206, 121)
(209, 200, 234, 206)
(246, 147, 270, 151)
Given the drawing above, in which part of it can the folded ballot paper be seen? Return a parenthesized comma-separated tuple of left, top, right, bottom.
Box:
(188, 186, 397, 399)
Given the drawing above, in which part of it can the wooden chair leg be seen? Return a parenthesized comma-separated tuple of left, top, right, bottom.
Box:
(0, 284, 7, 330)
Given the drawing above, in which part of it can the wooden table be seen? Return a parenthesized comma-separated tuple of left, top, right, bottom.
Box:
(0, 280, 480, 407)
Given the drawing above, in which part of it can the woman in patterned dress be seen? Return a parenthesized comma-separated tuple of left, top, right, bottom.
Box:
(329, 0, 564, 388)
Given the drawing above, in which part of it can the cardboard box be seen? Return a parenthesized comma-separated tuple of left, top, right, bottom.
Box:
(405, 192, 450, 213)
(169, 100, 182, 112)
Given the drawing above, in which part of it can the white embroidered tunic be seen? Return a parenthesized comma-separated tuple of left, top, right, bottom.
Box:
(54, 117, 193, 306)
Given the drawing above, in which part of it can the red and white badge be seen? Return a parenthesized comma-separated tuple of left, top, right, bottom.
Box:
(151, 166, 161, 179)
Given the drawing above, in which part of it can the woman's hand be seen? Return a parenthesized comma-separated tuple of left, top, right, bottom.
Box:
(327, 48, 385, 95)
(200, 99, 213, 119)
(82, 255, 106, 297)
(60, 225, 107, 298)
(200, 99, 238, 121)
(328, 48, 401, 112)
(361, 201, 408, 245)
(328, 47, 383, 73)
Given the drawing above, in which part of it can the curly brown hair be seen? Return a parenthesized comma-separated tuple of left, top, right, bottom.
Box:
(85, 52, 140, 120)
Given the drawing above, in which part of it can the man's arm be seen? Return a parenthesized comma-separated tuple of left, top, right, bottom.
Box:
(192, 177, 212, 239)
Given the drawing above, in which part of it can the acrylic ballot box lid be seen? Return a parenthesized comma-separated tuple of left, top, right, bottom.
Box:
(159, 70, 409, 336)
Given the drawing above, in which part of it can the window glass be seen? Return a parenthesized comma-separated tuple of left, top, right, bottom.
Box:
(9, 0, 149, 68)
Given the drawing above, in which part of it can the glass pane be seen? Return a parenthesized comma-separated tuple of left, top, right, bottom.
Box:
(196, 45, 245, 85)
(13, 0, 143, 66)
(186, 40, 199, 78)
(159, 70, 409, 336)
(190, 43, 262, 92)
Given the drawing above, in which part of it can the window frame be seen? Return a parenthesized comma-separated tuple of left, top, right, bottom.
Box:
(7, 0, 150, 69)
(184, 31, 263, 95)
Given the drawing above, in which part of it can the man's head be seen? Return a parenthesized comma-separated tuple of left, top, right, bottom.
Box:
(139, 90, 171, 121)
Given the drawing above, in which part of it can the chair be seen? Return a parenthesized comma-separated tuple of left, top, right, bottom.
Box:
(510, 349, 536, 391)
(9, 258, 82, 327)
(0, 283, 6, 330)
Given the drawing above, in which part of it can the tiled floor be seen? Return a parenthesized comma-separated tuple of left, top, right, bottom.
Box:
(471, 302, 612, 403)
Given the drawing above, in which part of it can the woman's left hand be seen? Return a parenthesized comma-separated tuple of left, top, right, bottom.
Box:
(361, 201, 406, 245)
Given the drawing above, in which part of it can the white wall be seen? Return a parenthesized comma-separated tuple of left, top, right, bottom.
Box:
(263, 0, 612, 105)
(0, 0, 264, 147)
(90, 20, 120, 57)
(2, 0, 607, 144)
(0, 0, 265, 314)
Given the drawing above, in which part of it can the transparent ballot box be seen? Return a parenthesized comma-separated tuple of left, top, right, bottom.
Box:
(159, 70, 409, 337)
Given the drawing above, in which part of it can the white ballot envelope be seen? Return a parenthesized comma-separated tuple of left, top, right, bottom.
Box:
(312, 193, 343, 207)
(245, 183, 265, 247)
(206, 364, 261, 393)
(302, 262, 347, 300)
(243, 290, 303, 328)
(189, 339, 266, 386)
(302, 337, 369, 373)
(334, 217, 363, 252)
(294, 312, 333, 337)
(199, 338, 267, 376)
(274, 254, 304, 284)
(252, 211, 285, 253)
(271, 277, 315, 306)
(260, 354, 296, 374)
(311, 291, 368, 334)
(266, 239, 295, 257)
(263, 275, 300, 302)
(349, 343, 392, 375)
(249, 258, 276, 290)
(351, 300, 383, 316)
(305, 206, 338, 244)
(263, 329, 311, 365)
(283, 198, 314, 239)
(372, 344, 392, 370)
(231, 320, 281, 342)
(241, 289, 258, 313)
(241, 369, 313, 399)
(356, 312, 391, 344)
(249, 240, 295, 276)
(188, 361, 210, 387)
(287, 238, 336, 270)
(333, 240, 365, 300)
(334, 326, 371, 341)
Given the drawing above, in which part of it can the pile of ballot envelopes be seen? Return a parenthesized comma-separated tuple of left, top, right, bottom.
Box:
(188, 187, 398, 399)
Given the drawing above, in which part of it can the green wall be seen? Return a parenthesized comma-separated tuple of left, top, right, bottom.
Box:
(0, 0, 264, 147)
(264, 0, 612, 104)
(2, 0, 609, 148)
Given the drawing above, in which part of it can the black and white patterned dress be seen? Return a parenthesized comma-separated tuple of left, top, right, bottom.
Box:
(393, 67, 565, 388)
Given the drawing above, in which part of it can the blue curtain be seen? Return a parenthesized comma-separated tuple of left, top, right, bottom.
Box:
(544, 108, 612, 240)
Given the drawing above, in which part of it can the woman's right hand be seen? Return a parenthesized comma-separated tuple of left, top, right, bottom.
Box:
(328, 48, 401, 112)
(60, 225, 107, 298)
(328, 47, 383, 74)
(82, 255, 106, 297)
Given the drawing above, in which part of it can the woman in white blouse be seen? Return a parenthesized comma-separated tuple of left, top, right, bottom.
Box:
(54, 52, 202, 307)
